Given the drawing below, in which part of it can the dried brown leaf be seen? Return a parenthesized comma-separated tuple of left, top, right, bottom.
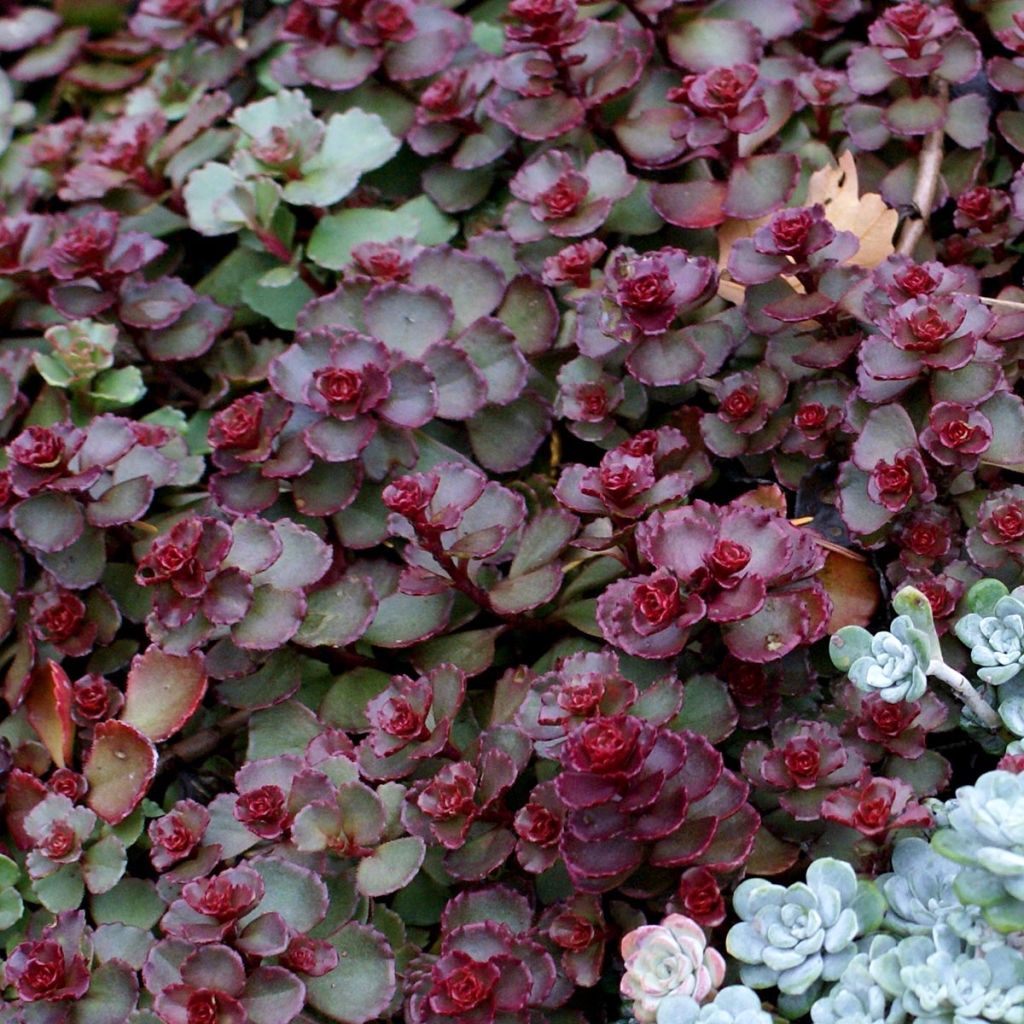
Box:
(716, 150, 898, 303)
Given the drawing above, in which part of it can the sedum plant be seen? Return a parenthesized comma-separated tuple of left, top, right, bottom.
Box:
(7, 1, 1024, 1024)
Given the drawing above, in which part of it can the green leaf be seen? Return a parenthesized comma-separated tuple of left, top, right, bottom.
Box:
(829, 625, 874, 672)
(91, 878, 165, 929)
(966, 578, 1009, 617)
(247, 701, 321, 759)
(295, 576, 377, 649)
(851, 879, 886, 934)
(82, 834, 127, 894)
(356, 837, 426, 897)
(184, 162, 262, 236)
(305, 924, 397, 1024)
(284, 109, 400, 207)
(34, 353, 74, 387)
(245, 857, 329, 933)
(364, 591, 453, 648)
(33, 863, 85, 912)
(121, 646, 208, 742)
(240, 273, 314, 331)
(0, 853, 19, 888)
(320, 668, 391, 731)
(954, 867, 1005, 907)
(985, 897, 1024, 933)
(307, 207, 422, 271)
(90, 366, 146, 410)
(74, 960, 139, 1024)
(0, 886, 23, 930)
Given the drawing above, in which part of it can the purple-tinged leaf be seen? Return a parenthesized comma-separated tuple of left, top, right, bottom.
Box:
(666, 15, 759, 71)
(142, 296, 231, 362)
(232, 587, 307, 651)
(851, 405, 918, 471)
(294, 575, 378, 649)
(364, 590, 453, 648)
(84, 721, 157, 825)
(293, 460, 363, 517)
(25, 662, 74, 769)
(12, 493, 84, 553)
(497, 275, 560, 356)
(490, 565, 562, 615)
(10, 27, 86, 80)
(468, 393, 552, 473)
(87, 477, 154, 528)
(652, 180, 728, 229)
(883, 95, 946, 136)
(363, 284, 453, 359)
(457, 319, 528, 406)
(298, 44, 380, 90)
(225, 518, 284, 576)
(121, 647, 208, 742)
(37, 526, 106, 589)
(724, 155, 799, 219)
(423, 344, 489, 420)
(357, 837, 426, 897)
(251, 520, 331, 591)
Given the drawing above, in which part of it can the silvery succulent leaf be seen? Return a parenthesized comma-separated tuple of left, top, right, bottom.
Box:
(657, 987, 773, 1024)
(847, 615, 929, 703)
(877, 837, 966, 936)
(727, 859, 864, 997)
(956, 597, 1024, 686)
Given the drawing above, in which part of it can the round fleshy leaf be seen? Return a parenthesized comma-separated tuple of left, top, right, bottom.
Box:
(244, 856, 330, 933)
(468, 393, 551, 473)
(12, 493, 84, 553)
(74, 960, 139, 1024)
(142, 296, 231, 361)
(356, 837, 426, 897)
(294, 575, 378, 649)
(723, 594, 810, 664)
(121, 647, 208, 742)
(308, 207, 422, 271)
(883, 95, 946, 136)
(410, 249, 505, 332)
(82, 834, 128, 895)
(724, 155, 799, 219)
(25, 661, 74, 769)
(215, 650, 302, 711)
(489, 566, 561, 615)
(320, 668, 391, 731)
(251, 520, 332, 591)
(87, 477, 155, 528)
(293, 460, 363, 517)
(298, 42, 380, 89)
(423, 344, 488, 420)
(305, 924, 396, 1024)
(666, 15, 759, 71)
(627, 328, 707, 386)
(496, 275, 559, 355)
(224, 518, 283, 576)
(91, 878, 166, 929)
(363, 591, 453, 648)
(651, 180, 728, 229)
(232, 587, 306, 651)
(84, 721, 158, 825)
(363, 284, 454, 358)
(457, 319, 528, 406)
(242, 966, 306, 1024)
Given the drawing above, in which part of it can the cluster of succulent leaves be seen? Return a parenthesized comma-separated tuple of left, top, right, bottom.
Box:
(7, 0, 1024, 1023)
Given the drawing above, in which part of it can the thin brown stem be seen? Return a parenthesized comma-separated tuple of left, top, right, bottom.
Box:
(896, 81, 949, 257)
(158, 709, 252, 774)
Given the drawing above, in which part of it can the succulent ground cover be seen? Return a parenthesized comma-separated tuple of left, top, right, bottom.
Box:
(5, 0, 1024, 1022)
